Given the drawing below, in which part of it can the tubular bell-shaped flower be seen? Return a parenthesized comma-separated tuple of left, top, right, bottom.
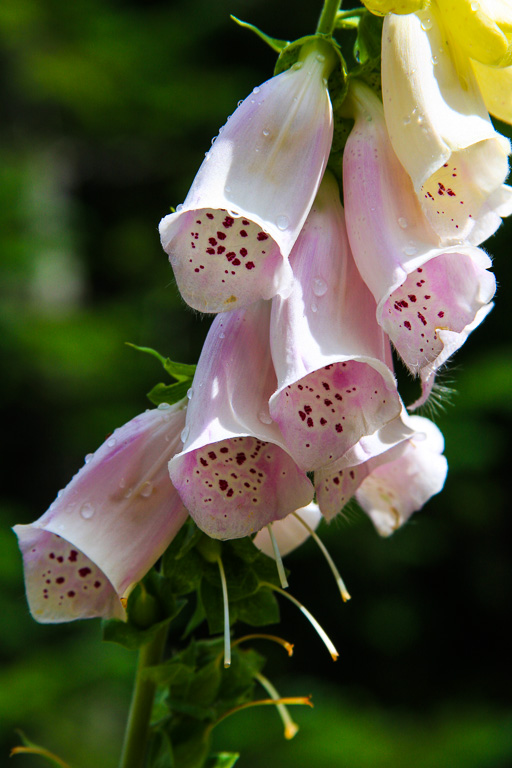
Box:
(315, 413, 447, 536)
(343, 80, 496, 402)
(169, 300, 314, 540)
(253, 503, 322, 558)
(269, 171, 401, 471)
(14, 405, 189, 623)
(381, 8, 512, 245)
(159, 42, 335, 314)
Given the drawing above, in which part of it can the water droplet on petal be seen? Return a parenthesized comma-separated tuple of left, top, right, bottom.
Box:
(80, 503, 95, 520)
(176, 203, 183, 212)
(237, 99, 243, 107)
(252, 86, 260, 94)
(403, 244, 418, 256)
(187, 387, 194, 400)
(124, 487, 133, 499)
(158, 402, 171, 410)
(471, 1, 479, 10)
(276, 215, 289, 231)
(140, 481, 153, 498)
(181, 426, 190, 443)
(225, 185, 231, 194)
(312, 277, 328, 297)
(316, 53, 325, 63)
(431, 55, 438, 66)
(119, 478, 126, 489)
(262, 128, 270, 137)
(403, 115, 411, 125)
(258, 409, 272, 425)
(57, 489, 64, 498)
(107, 437, 117, 448)
(219, 332, 225, 339)
(311, 301, 318, 313)
(84, 453, 94, 464)
(420, 17, 432, 30)
(398, 217, 408, 229)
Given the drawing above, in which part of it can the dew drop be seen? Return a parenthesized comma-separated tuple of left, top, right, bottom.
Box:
(431, 55, 438, 66)
(258, 409, 272, 425)
(471, 1, 479, 10)
(187, 387, 194, 400)
(140, 481, 153, 498)
(84, 453, 94, 464)
(181, 426, 190, 443)
(252, 86, 260, 94)
(262, 128, 270, 137)
(219, 332, 225, 339)
(312, 277, 328, 297)
(119, 478, 126, 489)
(204, 152, 210, 160)
(403, 244, 418, 256)
(225, 185, 231, 194)
(176, 203, 183, 212)
(276, 215, 289, 231)
(311, 301, 318, 313)
(80, 503, 95, 520)
(398, 217, 408, 229)
(316, 53, 325, 63)
(420, 17, 432, 30)
(124, 488, 133, 499)
(158, 402, 171, 410)
(403, 115, 411, 125)
(107, 437, 117, 448)
(57, 489, 64, 498)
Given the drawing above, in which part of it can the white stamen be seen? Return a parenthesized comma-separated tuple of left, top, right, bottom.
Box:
(264, 583, 339, 661)
(291, 512, 351, 602)
(255, 672, 299, 740)
(267, 524, 289, 588)
(217, 557, 231, 667)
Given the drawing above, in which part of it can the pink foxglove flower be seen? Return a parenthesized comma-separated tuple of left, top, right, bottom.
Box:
(316, 413, 447, 535)
(159, 44, 334, 313)
(169, 300, 314, 540)
(14, 405, 189, 623)
(269, 171, 401, 471)
(381, 10, 512, 245)
(253, 503, 322, 558)
(343, 80, 496, 403)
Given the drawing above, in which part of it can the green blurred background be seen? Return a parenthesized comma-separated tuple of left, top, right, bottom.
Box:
(1, 0, 511, 766)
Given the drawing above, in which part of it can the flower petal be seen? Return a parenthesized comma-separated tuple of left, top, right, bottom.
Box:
(14, 405, 189, 622)
(169, 300, 313, 539)
(159, 48, 333, 313)
(253, 503, 322, 558)
(343, 80, 496, 386)
(472, 58, 512, 125)
(315, 413, 447, 533)
(269, 172, 401, 471)
(381, 10, 512, 244)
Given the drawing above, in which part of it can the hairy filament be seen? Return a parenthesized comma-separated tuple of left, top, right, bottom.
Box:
(232, 634, 294, 656)
(216, 557, 231, 668)
(267, 523, 289, 588)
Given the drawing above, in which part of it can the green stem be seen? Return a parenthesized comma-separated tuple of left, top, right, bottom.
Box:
(316, 0, 343, 36)
(118, 625, 168, 768)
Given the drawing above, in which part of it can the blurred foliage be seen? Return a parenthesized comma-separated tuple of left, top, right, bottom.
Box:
(1, 0, 511, 766)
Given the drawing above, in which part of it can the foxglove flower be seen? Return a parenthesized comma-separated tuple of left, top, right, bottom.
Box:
(159, 43, 335, 313)
(169, 300, 314, 540)
(269, 171, 401, 471)
(253, 503, 322, 558)
(343, 80, 496, 402)
(14, 404, 189, 622)
(316, 413, 447, 536)
(381, 9, 512, 245)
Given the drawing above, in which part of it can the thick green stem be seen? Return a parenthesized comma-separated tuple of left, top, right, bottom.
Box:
(316, 0, 343, 36)
(118, 625, 168, 768)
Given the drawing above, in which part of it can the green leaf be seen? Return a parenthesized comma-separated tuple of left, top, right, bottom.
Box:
(169, 722, 211, 768)
(147, 381, 191, 406)
(126, 343, 196, 381)
(144, 661, 195, 687)
(102, 614, 173, 651)
(354, 12, 383, 65)
(147, 729, 175, 768)
(206, 754, 240, 768)
(230, 16, 288, 53)
(235, 587, 280, 627)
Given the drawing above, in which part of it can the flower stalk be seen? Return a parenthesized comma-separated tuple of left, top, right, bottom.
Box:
(118, 623, 169, 768)
(316, 0, 343, 36)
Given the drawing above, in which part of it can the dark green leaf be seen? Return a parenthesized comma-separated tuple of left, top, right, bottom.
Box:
(147, 381, 191, 406)
(147, 729, 175, 768)
(354, 12, 383, 65)
(235, 588, 280, 627)
(144, 661, 194, 687)
(102, 615, 173, 650)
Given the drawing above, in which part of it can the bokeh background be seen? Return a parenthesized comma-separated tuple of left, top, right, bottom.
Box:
(1, 0, 511, 766)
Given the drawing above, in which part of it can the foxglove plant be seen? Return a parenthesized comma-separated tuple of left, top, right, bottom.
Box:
(270, 170, 401, 469)
(14, 404, 189, 622)
(169, 299, 314, 540)
(343, 79, 496, 402)
(159, 40, 336, 314)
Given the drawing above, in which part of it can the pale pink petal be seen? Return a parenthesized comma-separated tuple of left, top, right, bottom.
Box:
(159, 47, 334, 313)
(382, 11, 512, 245)
(343, 80, 496, 388)
(169, 300, 313, 540)
(315, 413, 447, 532)
(14, 405, 189, 622)
(269, 172, 401, 472)
(253, 503, 322, 558)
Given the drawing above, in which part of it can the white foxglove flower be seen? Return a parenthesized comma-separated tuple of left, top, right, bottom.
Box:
(253, 503, 322, 558)
(381, 9, 512, 245)
(14, 405, 189, 622)
(270, 171, 401, 471)
(343, 80, 496, 403)
(159, 44, 335, 313)
(169, 300, 314, 540)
